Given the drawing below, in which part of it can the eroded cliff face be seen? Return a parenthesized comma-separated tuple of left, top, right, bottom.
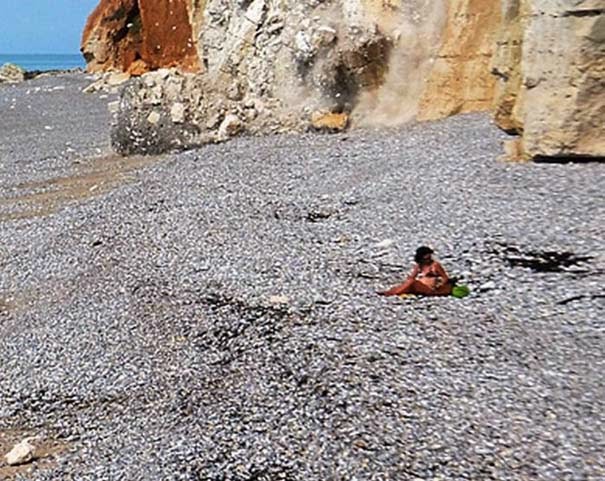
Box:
(82, 0, 604, 160)
(493, 0, 605, 159)
(107, 0, 479, 154)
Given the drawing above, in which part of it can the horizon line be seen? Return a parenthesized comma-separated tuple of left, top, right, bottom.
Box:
(0, 52, 83, 56)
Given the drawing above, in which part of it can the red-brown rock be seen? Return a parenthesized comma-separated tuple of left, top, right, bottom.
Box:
(81, 0, 200, 75)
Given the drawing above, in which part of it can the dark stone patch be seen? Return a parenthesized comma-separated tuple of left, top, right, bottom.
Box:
(493, 243, 594, 273)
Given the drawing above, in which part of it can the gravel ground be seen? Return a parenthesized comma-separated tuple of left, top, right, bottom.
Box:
(1, 74, 604, 481)
(0, 73, 115, 187)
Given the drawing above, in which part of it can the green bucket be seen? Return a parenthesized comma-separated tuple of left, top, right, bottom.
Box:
(451, 284, 471, 299)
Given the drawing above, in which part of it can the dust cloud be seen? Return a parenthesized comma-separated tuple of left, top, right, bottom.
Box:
(352, 0, 448, 126)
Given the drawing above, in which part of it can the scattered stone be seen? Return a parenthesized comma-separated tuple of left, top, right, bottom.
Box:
(269, 295, 289, 305)
(108, 101, 120, 114)
(83, 81, 102, 94)
(479, 281, 497, 291)
(147, 111, 161, 125)
(105, 72, 130, 87)
(170, 102, 186, 124)
(128, 59, 149, 77)
(4, 440, 36, 466)
(373, 239, 395, 249)
(226, 82, 243, 101)
(217, 114, 243, 141)
(83, 72, 131, 94)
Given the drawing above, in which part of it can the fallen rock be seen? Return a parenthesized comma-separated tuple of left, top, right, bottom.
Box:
(106, 71, 130, 86)
(111, 71, 206, 155)
(310, 112, 349, 132)
(205, 112, 223, 130)
(83, 79, 103, 94)
(0, 63, 26, 83)
(218, 114, 243, 141)
(84, 71, 131, 94)
(170, 102, 186, 124)
(147, 111, 161, 125)
(4, 440, 36, 466)
(108, 100, 120, 114)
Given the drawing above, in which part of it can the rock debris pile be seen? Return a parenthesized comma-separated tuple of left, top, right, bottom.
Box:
(88, 0, 500, 155)
(82, 0, 604, 160)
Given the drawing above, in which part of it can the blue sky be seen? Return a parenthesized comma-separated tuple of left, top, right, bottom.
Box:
(0, 0, 100, 54)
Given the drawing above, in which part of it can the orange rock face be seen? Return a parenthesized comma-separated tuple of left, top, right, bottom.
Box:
(417, 0, 502, 121)
(138, 0, 199, 72)
(81, 0, 200, 75)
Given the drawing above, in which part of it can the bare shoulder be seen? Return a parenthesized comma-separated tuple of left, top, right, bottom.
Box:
(433, 260, 448, 273)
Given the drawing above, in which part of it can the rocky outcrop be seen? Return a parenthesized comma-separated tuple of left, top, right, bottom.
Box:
(84, 0, 604, 160)
(103, 1, 409, 153)
(108, 0, 501, 154)
(0, 63, 26, 83)
(493, 0, 605, 159)
(81, 0, 200, 75)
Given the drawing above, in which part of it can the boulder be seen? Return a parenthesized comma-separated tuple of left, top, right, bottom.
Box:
(310, 112, 349, 132)
(111, 70, 205, 155)
(493, 0, 605, 159)
(0, 63, 26, 83)
(218, 114, 243, 141)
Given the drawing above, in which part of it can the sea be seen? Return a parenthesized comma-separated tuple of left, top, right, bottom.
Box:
(0, 54, 85, 72)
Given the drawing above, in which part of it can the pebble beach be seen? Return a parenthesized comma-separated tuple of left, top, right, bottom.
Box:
(1, 73, 604, 480)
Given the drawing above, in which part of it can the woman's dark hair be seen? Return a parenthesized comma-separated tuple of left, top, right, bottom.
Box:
(414, 246, 434, 264)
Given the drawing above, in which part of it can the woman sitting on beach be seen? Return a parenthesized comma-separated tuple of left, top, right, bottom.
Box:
(378, 246, 452, 296)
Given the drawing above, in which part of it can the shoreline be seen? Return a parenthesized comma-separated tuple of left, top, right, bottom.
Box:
(23, 67, 85, 80)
